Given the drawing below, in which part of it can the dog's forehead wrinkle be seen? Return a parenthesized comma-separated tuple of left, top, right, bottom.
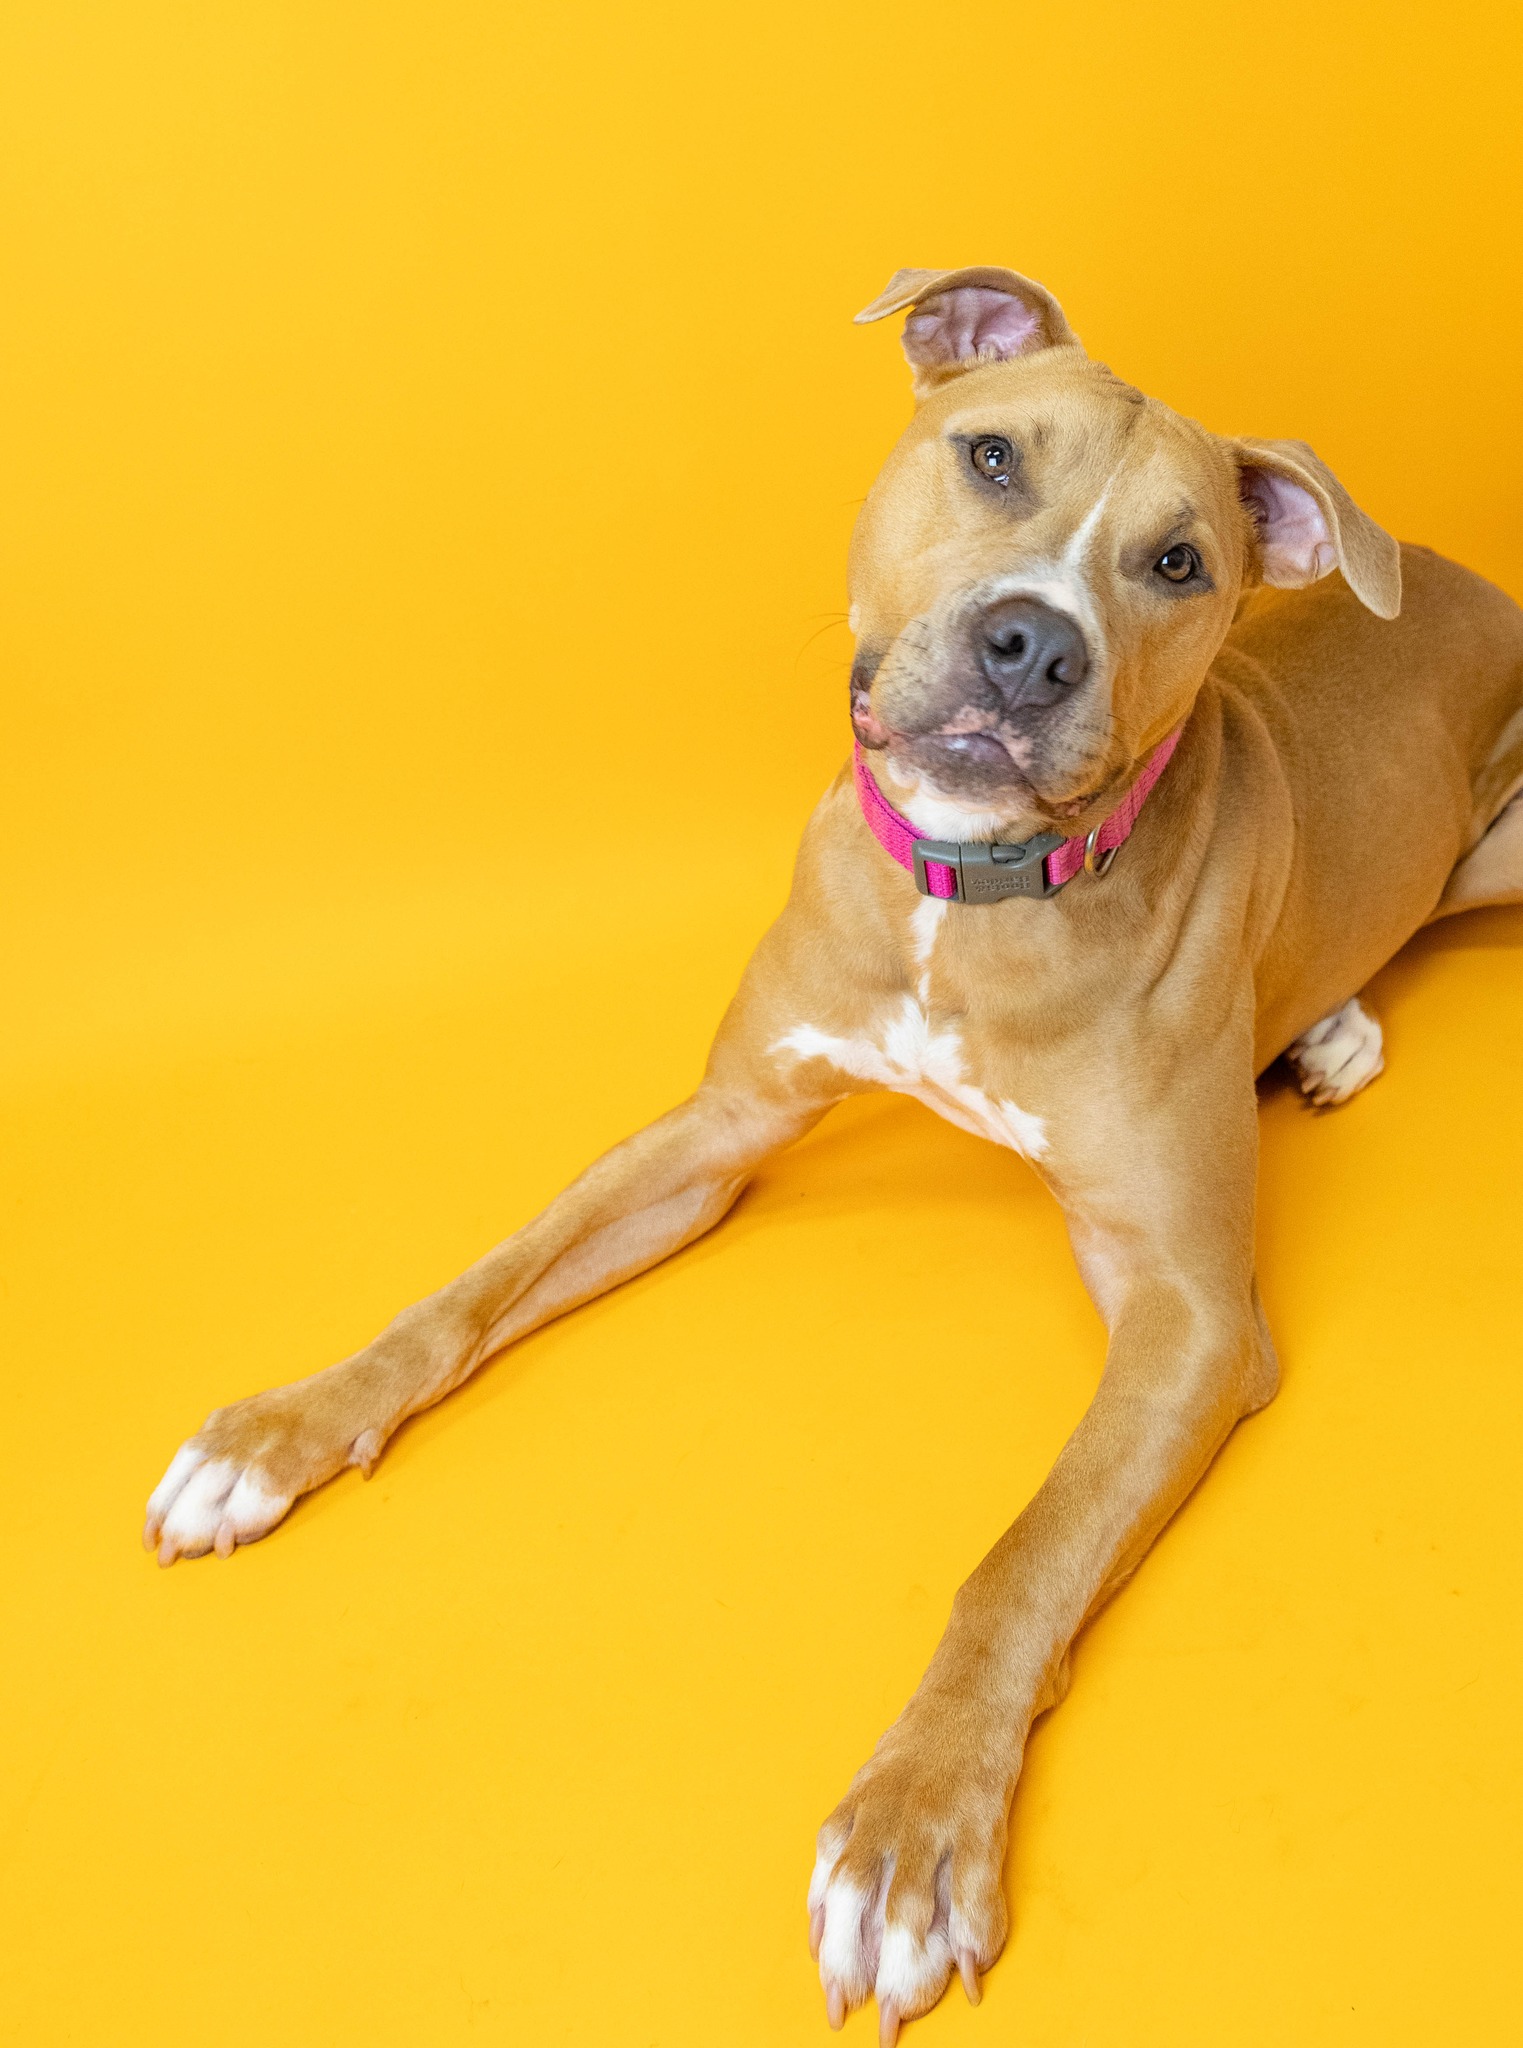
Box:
(1085, 358, 1147, 404)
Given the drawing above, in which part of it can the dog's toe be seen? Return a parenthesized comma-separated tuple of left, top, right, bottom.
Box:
(1287, 995, 1385, 1107)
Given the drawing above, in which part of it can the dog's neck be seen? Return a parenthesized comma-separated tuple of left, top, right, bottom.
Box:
(870, 765, 1015, 845)
(854, 733, 1183, 905)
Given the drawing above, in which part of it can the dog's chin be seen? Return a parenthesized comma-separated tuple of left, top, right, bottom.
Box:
(895, 730, 1024, 795)
(890, 731, 1095, 828)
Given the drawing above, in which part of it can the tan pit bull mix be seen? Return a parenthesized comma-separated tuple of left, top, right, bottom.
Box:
(145, 265, 1523, 2040)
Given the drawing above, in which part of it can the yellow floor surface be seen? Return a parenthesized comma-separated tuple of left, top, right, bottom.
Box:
(6, 881, 1523, 2047)
(5, 3, 1523, 2043)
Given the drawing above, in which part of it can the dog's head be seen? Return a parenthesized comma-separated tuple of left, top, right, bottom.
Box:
(848, 265, 1401, 835)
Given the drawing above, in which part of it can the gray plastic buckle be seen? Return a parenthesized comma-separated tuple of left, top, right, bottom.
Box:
(911, 832, 1066, 903)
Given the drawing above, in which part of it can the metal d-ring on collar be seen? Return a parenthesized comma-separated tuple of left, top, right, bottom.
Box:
(1083, 826, 1119, 878)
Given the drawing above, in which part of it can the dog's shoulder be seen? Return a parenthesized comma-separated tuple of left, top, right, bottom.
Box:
(1224, 544, 1523, 701)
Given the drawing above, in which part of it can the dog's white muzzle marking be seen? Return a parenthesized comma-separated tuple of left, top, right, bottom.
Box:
(970, 456, 1125, 664)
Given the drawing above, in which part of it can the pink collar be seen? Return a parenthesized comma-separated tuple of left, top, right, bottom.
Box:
(852, 731, 1181, 903)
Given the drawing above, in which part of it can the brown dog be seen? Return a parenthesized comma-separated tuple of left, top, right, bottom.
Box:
(145, 265, 1523, 2040)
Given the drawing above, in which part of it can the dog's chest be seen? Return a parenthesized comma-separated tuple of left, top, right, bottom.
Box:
(772, 898, 1049, 1160)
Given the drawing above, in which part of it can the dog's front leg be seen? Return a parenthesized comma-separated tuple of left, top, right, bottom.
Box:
(146, 998, 842, 1563)
(810, 1053, 1277, 2040)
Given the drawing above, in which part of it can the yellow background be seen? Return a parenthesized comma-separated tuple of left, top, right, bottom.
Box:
(4, 3, 1523, 2041)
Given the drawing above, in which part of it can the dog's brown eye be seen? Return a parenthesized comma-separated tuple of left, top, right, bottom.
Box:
(1156, 544, 1198, 583)
(970, 437, 1014, 486)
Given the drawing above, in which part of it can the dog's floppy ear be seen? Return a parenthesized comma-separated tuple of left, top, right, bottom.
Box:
(1233, 437, 1401, 619)
(855, 266, 1081, 395)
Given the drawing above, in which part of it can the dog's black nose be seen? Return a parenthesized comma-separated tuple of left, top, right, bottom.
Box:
(975, 597, 1089, 709)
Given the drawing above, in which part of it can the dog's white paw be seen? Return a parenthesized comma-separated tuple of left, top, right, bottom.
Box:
(145, 1440, 295, 1565)
(808, 1712, 1009, 2041)
(1287, 996, 1384, 1107)
(144, 1365, 395, 1566)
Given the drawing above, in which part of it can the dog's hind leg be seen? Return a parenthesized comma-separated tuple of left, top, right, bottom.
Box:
(1292, 789, 1523, 1113)
(1286, 995, 1385, 1106)
(1289, 788, 1523, 1110)
(1429, 791, 1523, 920)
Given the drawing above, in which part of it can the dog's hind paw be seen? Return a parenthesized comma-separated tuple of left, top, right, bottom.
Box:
(1287, 996, 1385, 1107)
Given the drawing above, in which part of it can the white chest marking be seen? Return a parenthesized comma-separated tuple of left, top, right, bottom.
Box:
(907, 894, 945, 1002)
(773, 997, 1048, 1160)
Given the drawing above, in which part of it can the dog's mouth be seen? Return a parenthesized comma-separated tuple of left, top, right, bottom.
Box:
(851, 689, 1104, 822)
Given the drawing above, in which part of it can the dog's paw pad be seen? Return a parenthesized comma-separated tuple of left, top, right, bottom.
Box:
(1287, 996, 1384, 1107)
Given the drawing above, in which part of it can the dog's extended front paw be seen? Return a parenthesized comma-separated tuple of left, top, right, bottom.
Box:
(144, 1376, 387, 1566)
(808, 1707, 1011, 2042)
